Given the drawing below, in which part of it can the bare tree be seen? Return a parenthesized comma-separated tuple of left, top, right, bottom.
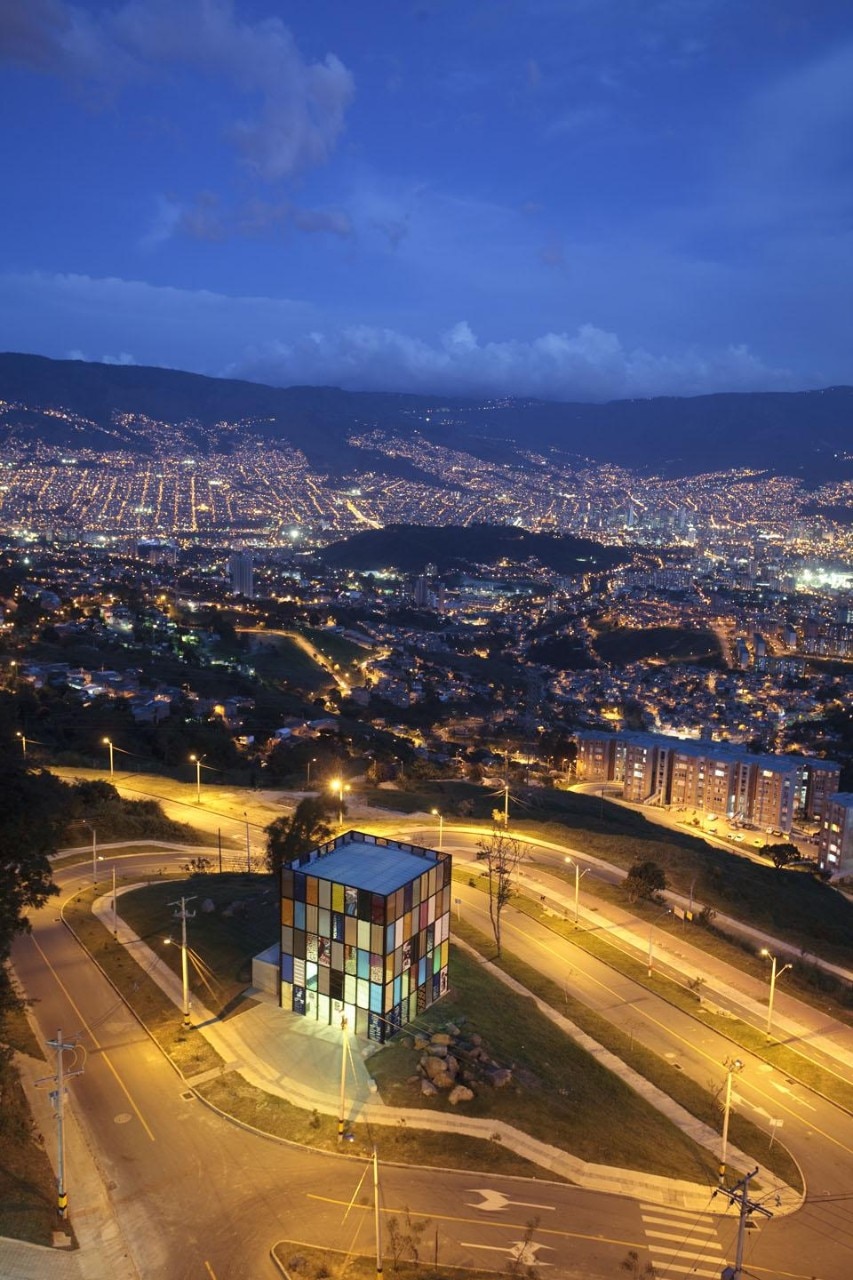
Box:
(476, 825, 525, 957)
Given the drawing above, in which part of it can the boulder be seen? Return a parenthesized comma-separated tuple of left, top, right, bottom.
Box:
(470, 1033, 482, 1046)
(448, 1085, 474, 1106)
(446, 1023, 461, 1037)
(426, 1043, 448, 1059)
(485, 1067, 513, 1089)
(430, 1032, 453, 1046)
(423, 1055, 450, 1082)
(421, 1079, 438, 1097)
(413, 1034, 430, 1051)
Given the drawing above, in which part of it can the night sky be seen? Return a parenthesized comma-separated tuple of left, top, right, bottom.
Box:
(2, 1, 852, 401)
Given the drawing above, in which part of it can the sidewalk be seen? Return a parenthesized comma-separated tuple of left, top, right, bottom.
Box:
(84, 889, 799, 1214)
(512, 857, 853, 1082)
(8, 1048, 140, 1280)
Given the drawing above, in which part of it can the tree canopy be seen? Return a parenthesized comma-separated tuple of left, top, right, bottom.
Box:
(623, 859, 668, 903)
(0, 752, 65, 962)
(265, 795, 337, 875)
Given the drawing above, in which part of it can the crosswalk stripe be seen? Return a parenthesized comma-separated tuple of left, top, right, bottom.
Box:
(646, 1229, 719, 1243)
(648, 1264, 722, 1274)
(641, 1216, 718, 1234)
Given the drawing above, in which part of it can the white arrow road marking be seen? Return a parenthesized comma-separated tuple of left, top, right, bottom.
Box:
(461, 1241, 554, 1266)
(466, 1189, 556, 1213)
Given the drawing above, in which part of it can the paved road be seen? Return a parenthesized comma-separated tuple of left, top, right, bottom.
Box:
(10, 844, 851, 1278)
(435, 834, 853, 1280)
(12, 854, 721, 1280)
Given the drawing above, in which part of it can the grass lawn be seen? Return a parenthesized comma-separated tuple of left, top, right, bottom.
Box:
(0, 984, 63, 1249)
(447, 918, 802, 1193)
(241, 630, 333, 692)
(62, 885, 224, 1079)
(270, 1240, 491, 1280)
(111, 872, 280, 1014)
(298, 624, 371, 669)
(362, 780, 491, 816)
(501, 788, 853, 972)
(196, 1071, 548, 1179)
(537, 850, 853, 1028)
(0, 1053, 67, 1248)
(368, 945, 722, 1185)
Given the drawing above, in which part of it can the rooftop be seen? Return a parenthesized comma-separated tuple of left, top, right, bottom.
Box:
(303, 832, 442, 895)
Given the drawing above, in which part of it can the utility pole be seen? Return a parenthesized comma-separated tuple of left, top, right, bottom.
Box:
(38, 1030, 84, 1220)
(338, 1015, 348, 1142)
(715, 1167, 773, 1278)
(169, 896, 196, 1028)
(244, 812, 252, 872)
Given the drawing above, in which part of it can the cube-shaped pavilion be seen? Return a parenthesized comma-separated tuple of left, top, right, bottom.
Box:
(279, 830, 452, 1042)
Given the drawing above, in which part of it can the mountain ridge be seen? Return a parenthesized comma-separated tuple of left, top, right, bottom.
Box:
(0, 351, 851, 481)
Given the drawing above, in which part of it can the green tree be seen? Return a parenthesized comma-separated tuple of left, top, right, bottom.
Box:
(265, 795, 336, 874)
(624, 860, 667, 903)
(763, 842, 800, 870)
(0, 752, 65, 966)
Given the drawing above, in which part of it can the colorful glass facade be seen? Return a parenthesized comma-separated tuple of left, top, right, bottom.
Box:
(279, 830, 452, 1043)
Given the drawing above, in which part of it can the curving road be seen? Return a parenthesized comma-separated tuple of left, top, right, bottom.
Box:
(10, 842, 851, 1279)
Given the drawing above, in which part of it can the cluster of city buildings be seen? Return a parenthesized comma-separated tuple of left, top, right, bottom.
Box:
(575, 728, 853, 873)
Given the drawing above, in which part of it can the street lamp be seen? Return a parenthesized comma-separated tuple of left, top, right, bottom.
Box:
(189, 753, 204, 804)
(16, 731, 26, 758)
(719, 1057, 744, 1183)
(306, 756, 317, 789)
(81, 821, 102, 888)
(760, 948, 792, 1036)
(103, 737, 114, 778)
(564, 856, 589, 924)
(167, 896, 196, 1029)
(647, 907, 673, 977)
(330, 777, 350, 826)
(431, 808, 444, 850)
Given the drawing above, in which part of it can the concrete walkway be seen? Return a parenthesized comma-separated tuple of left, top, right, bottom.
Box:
(5, 858, 813, 1278)
(88, 888, 800, 1214)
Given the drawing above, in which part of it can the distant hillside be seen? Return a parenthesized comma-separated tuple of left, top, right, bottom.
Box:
(0, 352, 851, 479)
(316, 523, 628, 574)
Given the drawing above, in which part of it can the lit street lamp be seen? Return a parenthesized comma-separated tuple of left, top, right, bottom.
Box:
(564, 855, 589, 924)
(431, 808, 444, 850)
(189, 753, 204, 804)
(306, 756, 317, 789)
(330, 777, 350, 826)
(103, 736, 115, 778)
(167, 896, 196, 1029)
(719, 1057, 744, 1183)
(16, 731, 26, 758)
(760, 948, 792, 1036)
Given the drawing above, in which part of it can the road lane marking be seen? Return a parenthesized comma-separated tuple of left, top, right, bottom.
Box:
(467, 1188, 555, 1212)
(461, 1240, 554, 1265)
(484, 904, 853, 1159)
(306, 1199, 817, 1277)
(28, 933, 156, 1142)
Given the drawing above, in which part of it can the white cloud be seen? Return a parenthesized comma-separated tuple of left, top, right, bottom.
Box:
(1, 270, 796, 401)
(233, 319, 792, 401)
(0, 0, 355, 182)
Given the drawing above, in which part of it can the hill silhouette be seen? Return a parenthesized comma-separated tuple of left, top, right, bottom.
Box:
(0, 352, 850, 480)
(316, 523, 628, 574)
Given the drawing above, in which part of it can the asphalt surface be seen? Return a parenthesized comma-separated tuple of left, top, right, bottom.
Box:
(10, 823, 853, 1278)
